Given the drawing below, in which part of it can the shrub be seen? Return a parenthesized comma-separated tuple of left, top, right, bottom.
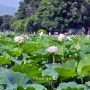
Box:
(36, 29, 47, 35)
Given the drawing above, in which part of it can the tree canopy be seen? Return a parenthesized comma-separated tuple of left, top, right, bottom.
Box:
(0, 15, 15, 31)
(12, 0, 90, 33)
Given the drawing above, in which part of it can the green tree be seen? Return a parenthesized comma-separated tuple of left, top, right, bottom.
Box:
(2, 15, 15, 31)
(35, 0, 90, 32)
(16, 0, 41, 19)
(0, 16, 3, 30)
(11, 19, 25, 33)
(84, 0, 90, 27)
(11, 15, 40, 33)
(13, 0, 90, 33)
(15, 1, 27, 19)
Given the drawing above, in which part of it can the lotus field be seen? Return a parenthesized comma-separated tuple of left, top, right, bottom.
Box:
(0, 32, 90, 90)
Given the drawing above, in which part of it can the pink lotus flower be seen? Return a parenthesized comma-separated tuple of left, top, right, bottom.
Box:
(58, 33, 65, 41)
(46, 46, 58, 53)
(14, 36, 24, 43)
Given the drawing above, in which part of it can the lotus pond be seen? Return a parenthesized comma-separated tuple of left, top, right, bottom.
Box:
(0, 32, 90, 90)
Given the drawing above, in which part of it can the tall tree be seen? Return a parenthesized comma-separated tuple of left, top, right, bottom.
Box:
(13, 0, 90, 33)
(2, 15, 15, 31)
(16, 0, 41, 19)
(35, 0, 90, 32)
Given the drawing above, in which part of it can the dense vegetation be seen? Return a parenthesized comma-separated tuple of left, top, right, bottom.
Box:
(0, 1, 90, 90)
(0, 33, 90, 90)
(11, 0, 90, 33)
(0, 15, 16, 31)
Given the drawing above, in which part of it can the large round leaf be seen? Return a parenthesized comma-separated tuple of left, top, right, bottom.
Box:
(27, 83, 47, 90)
(0, 68, 30, 88)
(54, 60, 76, 80)
(11, 64, 42, 82)
(42, 64, 59, 80)
(77, 54, 90, 77)
(56, 82, 87, 90)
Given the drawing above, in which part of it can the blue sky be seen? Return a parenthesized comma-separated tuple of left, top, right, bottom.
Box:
(0, 0, 21, 9)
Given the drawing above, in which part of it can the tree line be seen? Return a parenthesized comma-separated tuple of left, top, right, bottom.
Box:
(1, 0, 90, 33)
(0, 15, 15, 32)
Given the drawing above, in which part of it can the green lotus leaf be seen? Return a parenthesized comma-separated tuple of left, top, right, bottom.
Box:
(31, 48, 48, 57)
(79, 45, 90, 58)
(5, 84, 18, 90)
(42, 64, 59, 80)
(5, 84, 36, 90)
(0, 68, 30, 87)
(4, 48, 22, 57)
(11, 64, 42, 82)
(22, 53, 30, 60)
(85, 81, 90, 87)
(75, 44, 81, 50)
(56, 82, 86, 90)
(77, 54, 90, 77)
(54, 60, 76, 80)
(30, 58, 44, 66)
(0, 55, 11, 65)
(0, 39, 13, 45)
(81, 45, 90, 53)
(55, 43, 64, 56)
(22, 42, 44, 54)
(79, 65, 90, 77)
(0, 85, 4, 90)
(26, 86, 35, 90)
(26, 83, 47, 90)
(63, 59, 77, 70)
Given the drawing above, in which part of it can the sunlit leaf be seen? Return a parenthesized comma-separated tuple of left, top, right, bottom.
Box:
(54, 60, 76, 80)
(11, 64, 42, 82)
(0, 55, 11, 65)
(77, 54, 90, 77)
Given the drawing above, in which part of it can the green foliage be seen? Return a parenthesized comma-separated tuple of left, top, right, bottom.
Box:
(42, 64, 59, 80)
(35, 0, 90, 31)
(0, 15, 15, 31)
(54, 60, 76, 80)
(14, 0, 90, 33)
(0, 68, 30, 89)
(0, 55, 11, 66)
(56, 82, 86, 90)
(36, 29, 47, 34)
(15, 0, 41, 19)
(27, 83, 47, 90)
(0, 33, 90, 90)
(11, 64, 42, 82)
(11, 16, 40, 33)
(0, 16, 3, 28)
(77, 54, 90, 77)
(11, 19, 25, 33)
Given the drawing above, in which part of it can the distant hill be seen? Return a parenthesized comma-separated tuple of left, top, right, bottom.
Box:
(0, 4, 17, 16)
